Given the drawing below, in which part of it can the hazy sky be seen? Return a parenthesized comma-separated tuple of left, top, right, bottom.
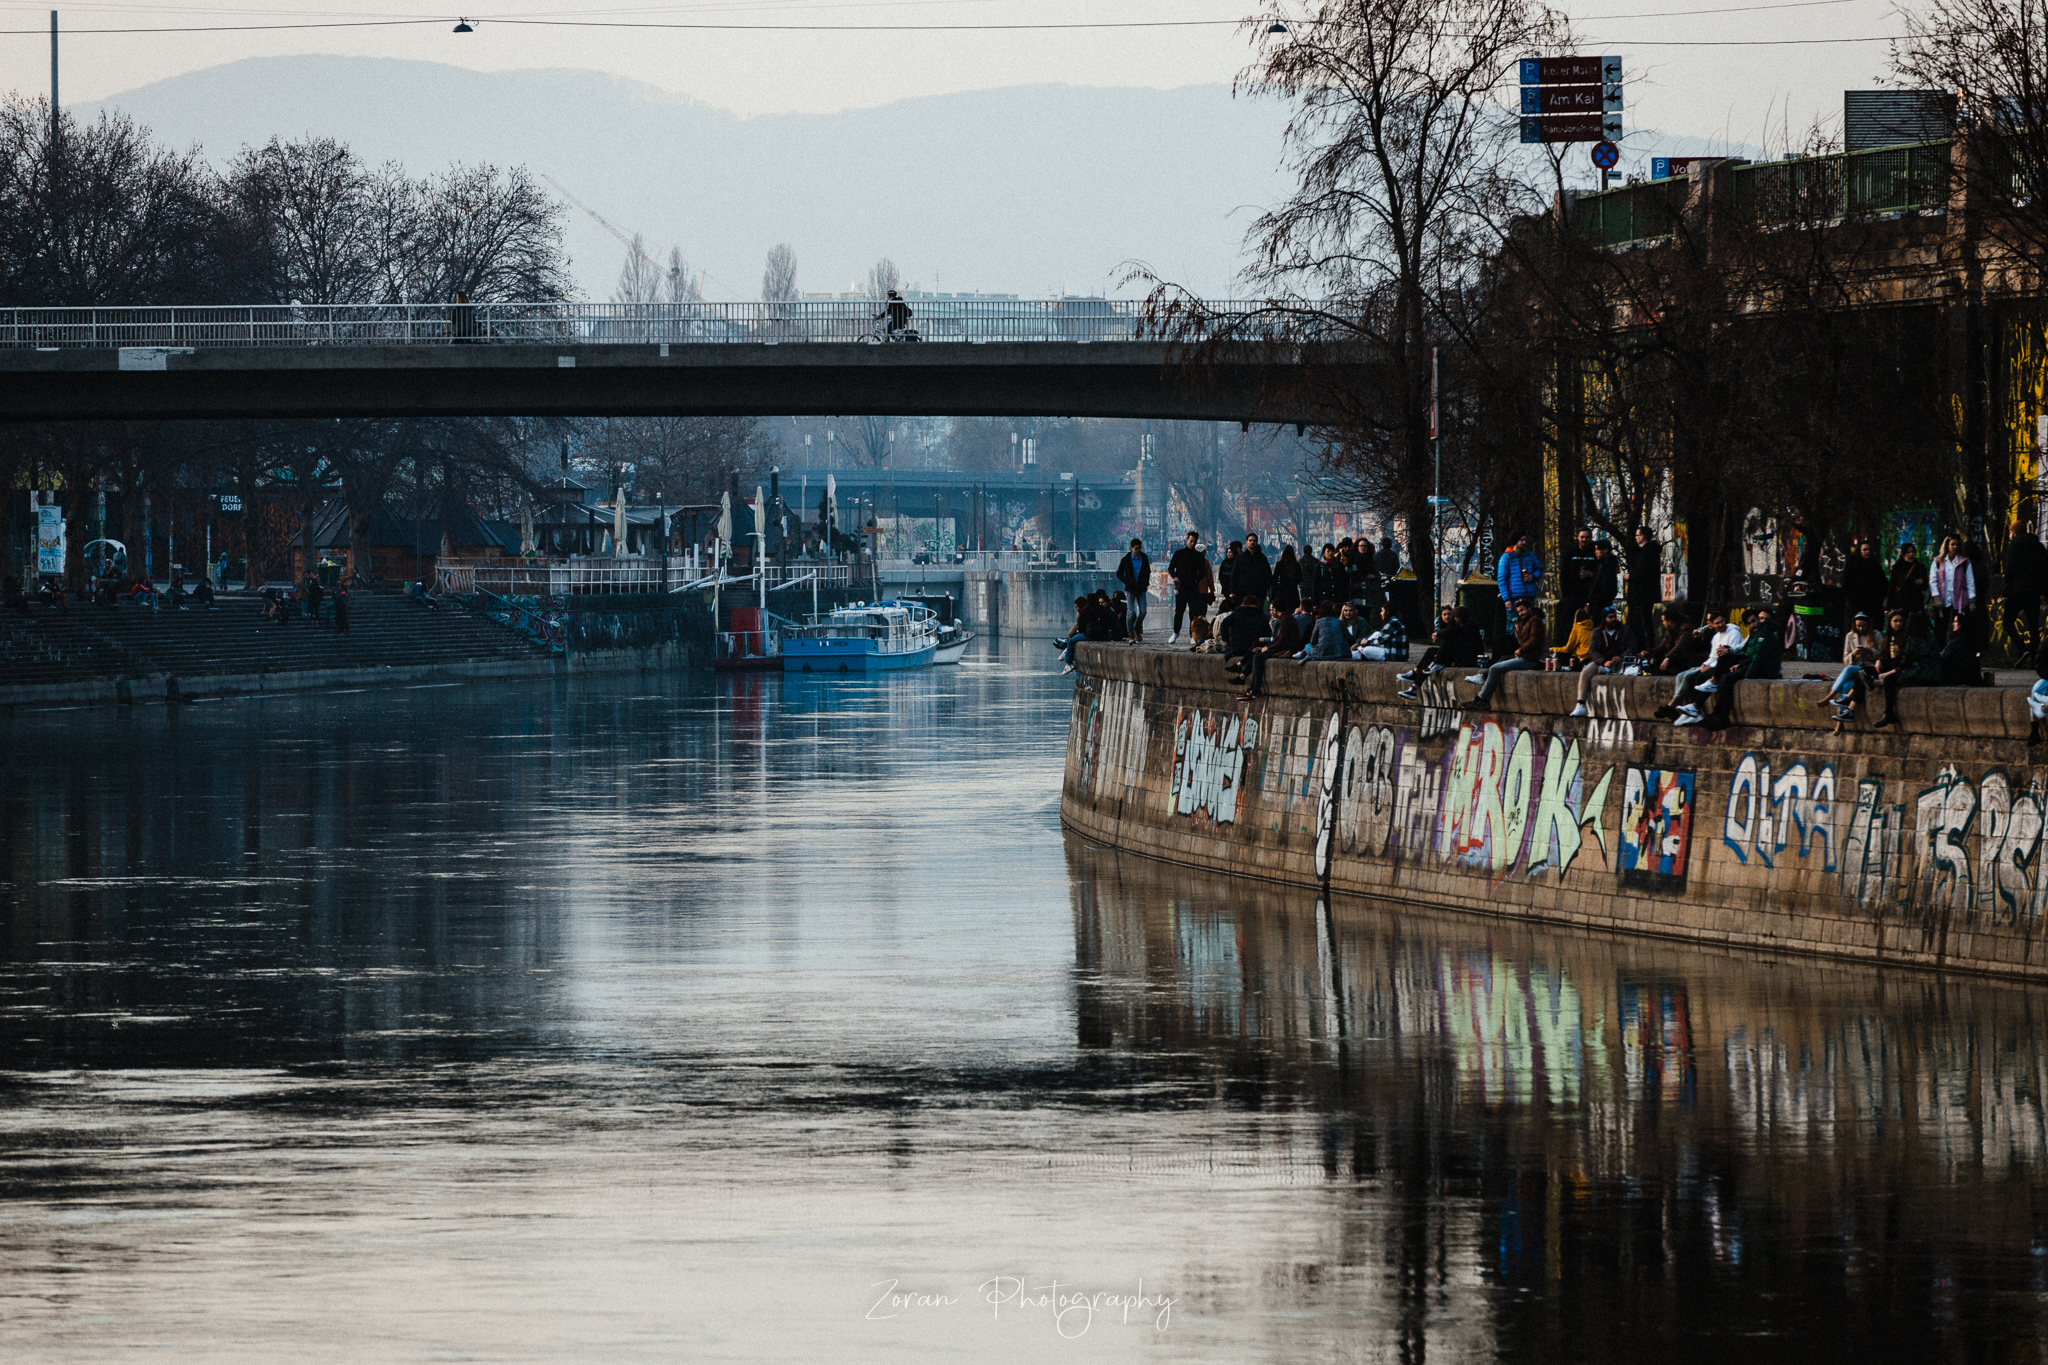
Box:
(14, 0, 1911, 154)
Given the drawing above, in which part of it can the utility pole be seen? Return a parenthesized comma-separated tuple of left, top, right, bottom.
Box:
(50, 12, 57, 141)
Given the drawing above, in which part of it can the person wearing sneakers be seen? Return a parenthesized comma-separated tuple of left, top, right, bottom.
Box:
(1827, 647, 1873, 734)
(1114, 538, 1152, 642)
(1569, 606, 1628, 717)
(1655, 610, 1743, 723)
(1683, 604, 1783, 728)
(1397, 606, 1476, 698)
(1467, 598, 1546, 708)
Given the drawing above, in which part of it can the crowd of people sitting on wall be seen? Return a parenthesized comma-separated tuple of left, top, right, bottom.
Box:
(1070, 522, 2048, 735)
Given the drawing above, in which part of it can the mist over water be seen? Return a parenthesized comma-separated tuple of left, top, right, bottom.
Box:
(4, 654, 2047, 1360)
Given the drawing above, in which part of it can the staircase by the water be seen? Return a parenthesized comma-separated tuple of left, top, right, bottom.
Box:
(0, 593, 550, 694)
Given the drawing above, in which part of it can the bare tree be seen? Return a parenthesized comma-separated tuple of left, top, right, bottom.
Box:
(400, 164, 569, 302)
(665, 246, 702, 304)
(1893, 0, 2048, 270)
(1143, 0, 1565, 609)
(761, 242, 799, 303)
(0, 99, 221, 306)
(223, 137, 394, 303)
(614, 232, 664, 304)
(865, 256, 901, 299)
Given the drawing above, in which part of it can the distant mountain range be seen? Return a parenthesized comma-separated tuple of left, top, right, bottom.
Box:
(84, 58, 1294, 302)
(82, 57, 1764, 304)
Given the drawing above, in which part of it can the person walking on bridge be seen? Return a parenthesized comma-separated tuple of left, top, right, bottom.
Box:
(1115, 539, 1152, 642)
(1167, 532, 1208, 642)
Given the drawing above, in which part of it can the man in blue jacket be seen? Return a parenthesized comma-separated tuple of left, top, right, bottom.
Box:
(1114, 538, 1152, 642)
(1495, 531, 1543, 644)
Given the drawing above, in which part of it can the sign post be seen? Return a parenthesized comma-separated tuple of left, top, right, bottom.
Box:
(1517, 55, 1624, 154)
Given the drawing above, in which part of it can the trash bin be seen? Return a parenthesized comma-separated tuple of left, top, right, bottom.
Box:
(1789, 583, 1843, 662)
(318, 560, 340, 588)
(1457, 576, 1502, 658)
(1388, 571, 1420, 635)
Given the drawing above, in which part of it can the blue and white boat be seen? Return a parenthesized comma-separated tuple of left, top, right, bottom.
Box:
(781, 601, 940, 672)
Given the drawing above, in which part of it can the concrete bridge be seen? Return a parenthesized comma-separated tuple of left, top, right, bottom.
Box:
(0, 300, 1335, 424)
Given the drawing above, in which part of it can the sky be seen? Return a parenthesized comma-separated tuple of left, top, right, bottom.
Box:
(12, 0, 1917, 158)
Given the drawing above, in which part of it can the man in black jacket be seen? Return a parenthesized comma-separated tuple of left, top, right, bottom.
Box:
(1234, 533, 1274, 607)
(1624, 527, 1663, 654)
(1167, 532, 1208, 642)
(1237, 600, 1303, 701)
(2005, 521, 2048, 655)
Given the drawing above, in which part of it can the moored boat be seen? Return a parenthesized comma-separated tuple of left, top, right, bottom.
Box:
(781, 601, 940, 672)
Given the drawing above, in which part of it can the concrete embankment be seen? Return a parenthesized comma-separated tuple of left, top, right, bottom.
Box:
(0, 593, 698, 709)
(1064, 643, 2048, 980)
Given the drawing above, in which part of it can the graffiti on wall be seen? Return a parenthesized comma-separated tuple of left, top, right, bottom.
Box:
(1076, 678, 1150, 804)
(1326, 718, 1616, 881)
(1620, 768, 1696, 891)
(1170, 706, 1258, 824)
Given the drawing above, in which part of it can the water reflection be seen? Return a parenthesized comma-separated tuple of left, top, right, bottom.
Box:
(1075, 851, 2048, 1358)
(0, 661, 2045, 1360)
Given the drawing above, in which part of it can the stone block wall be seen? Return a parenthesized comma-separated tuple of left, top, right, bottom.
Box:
(1063, 645, 2048, 979)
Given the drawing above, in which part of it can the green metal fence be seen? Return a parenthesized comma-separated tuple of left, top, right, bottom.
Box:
(1574, 140, 1952, 248)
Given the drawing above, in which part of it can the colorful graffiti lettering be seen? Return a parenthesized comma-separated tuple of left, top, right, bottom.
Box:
(1620, 767, 1696, 891)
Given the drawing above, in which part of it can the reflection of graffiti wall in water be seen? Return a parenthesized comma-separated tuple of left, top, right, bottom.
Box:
(1065, 648, 2048, 978)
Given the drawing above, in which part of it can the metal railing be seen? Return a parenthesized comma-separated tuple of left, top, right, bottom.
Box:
(436, 557, 853, 597)
(0, 298, 1252, 350)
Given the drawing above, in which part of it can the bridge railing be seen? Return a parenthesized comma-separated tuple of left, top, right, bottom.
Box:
(436, 556, 854, 596)
(0, 299, 1256, 349)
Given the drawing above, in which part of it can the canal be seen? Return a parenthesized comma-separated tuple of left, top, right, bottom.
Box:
(3, 649, 2046, 1360)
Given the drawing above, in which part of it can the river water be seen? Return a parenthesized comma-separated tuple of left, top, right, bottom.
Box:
(4, 647, 2048, 1361)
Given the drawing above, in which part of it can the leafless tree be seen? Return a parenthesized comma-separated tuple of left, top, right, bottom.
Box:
(865, 257, 900, 299)
(762, 242, 799, 303)
(0, 99, 221, 306)
(614, 232, 665, 305)
(1141, 0, 1567, 606)
(399, 164, 569, 302)
(588, 415, 772, 506)
(1893, 0, 2048, 273)
(223, 137, 394, 303)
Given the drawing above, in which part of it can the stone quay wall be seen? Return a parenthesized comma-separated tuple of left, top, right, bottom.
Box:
(1063, 644, 2048, 980)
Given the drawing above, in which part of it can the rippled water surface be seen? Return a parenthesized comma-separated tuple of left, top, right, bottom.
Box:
(6, 648, 2048, 1361)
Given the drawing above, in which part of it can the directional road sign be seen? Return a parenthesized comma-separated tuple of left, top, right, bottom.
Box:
(1523, 111, 1624, 144)
(1519, 55, 1622, 85)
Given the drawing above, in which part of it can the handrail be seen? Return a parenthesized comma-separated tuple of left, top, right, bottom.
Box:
(0, 298, 1265, 350)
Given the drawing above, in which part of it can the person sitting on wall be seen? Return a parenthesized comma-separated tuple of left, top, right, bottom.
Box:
(1351, 604, 1408, 662)
(1218, 597, 1267, 679)
(1684, 604, 1784, 729)
(1466, 598, 1546, 709)
(1549, 605, 1595, 671)
(1056, 595, 1092, 675)
(2028, 637, 2048, 744)
(1236, 600, 1303, 701)
(1656, 610, 1742, 720)
(1187, 615, 1219, 652)
(1107, 591, 1132, 642)
(1569, 605, 1629, 718)
(1828, 646, 1874, 735)
(1872, 609, 1937, 728)
(1300, 602, 1349, 661)
(1644, 607, 1702, 676)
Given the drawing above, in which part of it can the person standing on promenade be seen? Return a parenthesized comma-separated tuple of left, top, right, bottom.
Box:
(1167, 532, 1208, 642)
(1624, 527, 1663, 654)
(1115, 539, 1152, 642)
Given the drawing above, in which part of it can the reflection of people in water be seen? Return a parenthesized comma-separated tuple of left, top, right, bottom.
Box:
(875, 289, 912, 338)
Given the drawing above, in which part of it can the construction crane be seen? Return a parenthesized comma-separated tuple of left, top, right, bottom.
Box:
(540, 174, 704, 296)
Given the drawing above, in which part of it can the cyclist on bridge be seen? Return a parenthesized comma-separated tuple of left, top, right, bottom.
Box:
(876, 289, 913, 339)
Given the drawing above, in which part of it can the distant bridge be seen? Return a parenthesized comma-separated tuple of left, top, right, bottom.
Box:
(0, 300, 1337, 424)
